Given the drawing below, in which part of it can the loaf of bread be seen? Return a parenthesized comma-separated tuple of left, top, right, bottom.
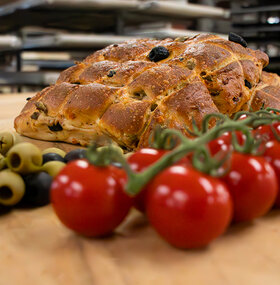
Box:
(14, 34, 280, 150)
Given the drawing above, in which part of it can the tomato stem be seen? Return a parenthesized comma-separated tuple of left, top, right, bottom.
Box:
(149, 125, 178, 150)
(125, 110, 280, 195)
(86, 109, 280, 196)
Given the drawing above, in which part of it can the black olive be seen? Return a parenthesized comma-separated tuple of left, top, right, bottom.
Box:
(107, 70, 116, 77)
(22, 172, 52, 207)
(228, 32, 247, 48)
(150, 103, 158, 111)
(0, 203, 11, 215)
(64, 149, 87, 163)
(245, 80, 252, 89)
(26, 97, 31, 101)
(43, 153, 64, 164)
(148, 46, 170, 62)
(210, 91, 220, 97)
(48, 122, 63, 132)
(132, 90, 147, 100)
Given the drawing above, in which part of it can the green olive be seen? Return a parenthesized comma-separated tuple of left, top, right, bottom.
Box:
(0, 170, 25, 206)
(42, 147, 66, 158)
(0, 154, 6, 170)
(6, 142, 42, 174)
(97, 145, 124, 155)
(42, 161, 65, 177)
(0, 131, 22, 155)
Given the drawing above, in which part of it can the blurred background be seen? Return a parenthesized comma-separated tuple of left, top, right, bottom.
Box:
(0, 0, 279, 94)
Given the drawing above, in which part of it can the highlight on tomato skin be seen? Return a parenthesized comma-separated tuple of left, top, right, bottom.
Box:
(208, 131, 245, 156)
(145, 165, 233, 249)
(127, 148, 190, 213)
(50, 159, 132, 237)
(127, 148, 168, 213)
(221, 152, 278, 223)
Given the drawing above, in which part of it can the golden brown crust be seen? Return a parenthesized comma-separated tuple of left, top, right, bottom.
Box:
(246, 71, 280, 111)
(14, 35, 278, 149)
(83, 38, 163, 63)
(100, 100, 151, 147)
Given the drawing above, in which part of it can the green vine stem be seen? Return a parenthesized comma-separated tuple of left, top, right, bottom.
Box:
(148, 125, 177, 150)
(86, 144, 136, 177)
(86, 109, 280, 196)
(125, 111, 280, 195)
(125, 119, 251, 195)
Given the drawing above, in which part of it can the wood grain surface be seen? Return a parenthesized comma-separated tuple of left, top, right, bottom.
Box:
(1, 93, 280, 285)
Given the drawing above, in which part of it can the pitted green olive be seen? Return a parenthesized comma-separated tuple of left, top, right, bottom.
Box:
(0, 154, 6, 170)
(0, 131, 21, 155)
(6, 142, 42, 174)
(42, 147, 66, 158)
(0, 170, 25, 206)
(42, 161, 65, 177)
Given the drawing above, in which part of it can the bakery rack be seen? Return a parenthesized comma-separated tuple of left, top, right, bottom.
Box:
(231, 0, 280, 74)
(0, 0, 229, 92)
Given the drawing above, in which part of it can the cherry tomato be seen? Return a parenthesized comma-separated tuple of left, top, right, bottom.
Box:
(208, 132, 232, 156)
(128, 148, 167, 212)
(221, 152, 278, 222)
(128, 148, 189, 212)
(51, 159, 132, 237)
(208, 131, 245, 155)
(146, 165, 233, 249)
(253, 122, 280, 143)
(263, 140, 280, 207)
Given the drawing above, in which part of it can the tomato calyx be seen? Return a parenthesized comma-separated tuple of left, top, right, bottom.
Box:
(86, 143, 136, 175)
(86, 144, 123, 167)
(149, 125, 178, 150)
(186, 111, 265, 156)
(125, 109, 280, 194)
(192, 144, 232, 177)
(83, 108, 280, 197)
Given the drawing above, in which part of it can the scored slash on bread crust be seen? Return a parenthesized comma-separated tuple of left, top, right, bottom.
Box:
(244, 71, 280, 112)
(14, 34, 280, 150)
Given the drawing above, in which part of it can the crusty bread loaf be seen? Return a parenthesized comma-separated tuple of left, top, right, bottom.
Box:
(14, 34, 279, 150)
(246, 71, 280, 111)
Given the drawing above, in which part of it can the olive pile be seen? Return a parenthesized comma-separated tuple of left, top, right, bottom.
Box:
(0, 131, 87, 211)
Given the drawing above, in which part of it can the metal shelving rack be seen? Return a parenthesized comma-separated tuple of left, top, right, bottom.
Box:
(231, 1, 280, 74)
(0, 0, 230, 91)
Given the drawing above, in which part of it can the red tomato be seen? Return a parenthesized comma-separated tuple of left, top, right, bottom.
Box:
(128, 148, 189, 213)
(253, 122, 280, 143)
(51, 159, 132, 237)
(221, 152, 278, 222)
(208, 131, 245, 155)
(146, 165, 233, 249)
(263, 140, 280, 207)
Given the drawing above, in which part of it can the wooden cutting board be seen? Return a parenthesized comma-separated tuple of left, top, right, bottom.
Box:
(1, 93, 280, 285)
